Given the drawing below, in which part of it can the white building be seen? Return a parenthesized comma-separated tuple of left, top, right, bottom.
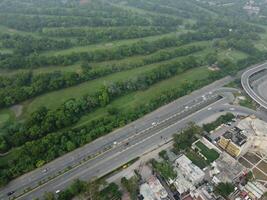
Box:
(140, 176, 168, 200)
(174, 155, 205, 184)
(171, 155, 205, 194)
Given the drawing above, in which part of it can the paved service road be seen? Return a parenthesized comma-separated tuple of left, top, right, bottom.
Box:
(1, 76, 263, 200)
(241, 62, 267, 109)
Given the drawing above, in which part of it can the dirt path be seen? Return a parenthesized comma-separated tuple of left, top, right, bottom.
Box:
(10, 104, 23, 118)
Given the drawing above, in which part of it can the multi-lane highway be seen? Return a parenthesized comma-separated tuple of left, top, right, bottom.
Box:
(241, 62, 267, 109)
(1, 76, 266, 200)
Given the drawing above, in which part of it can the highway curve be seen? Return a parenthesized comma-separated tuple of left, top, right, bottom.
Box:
(241, 62, 267, 109)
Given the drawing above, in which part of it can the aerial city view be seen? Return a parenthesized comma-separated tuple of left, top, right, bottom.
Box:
(0, 0, 267, 199)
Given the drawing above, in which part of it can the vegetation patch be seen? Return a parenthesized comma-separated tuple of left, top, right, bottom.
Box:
(186, 150, 209, 169)
(195, 141, 219, 163)
(203, 113, 235, 132)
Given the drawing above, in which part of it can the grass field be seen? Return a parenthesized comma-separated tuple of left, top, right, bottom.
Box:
(76, 66, 209, 127)
(217, 49, 248, 61)
(186, 150, 208, 169)
(195, 141, 219, 163)
(0, 39, 206, 77)
(23, 63, 160, 115)
(0, 109, 14, 132)
(22, 46, 211, 116)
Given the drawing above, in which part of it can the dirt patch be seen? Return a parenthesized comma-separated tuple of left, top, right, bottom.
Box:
(258, 161, 267, 173)
(238, 157, 253, 168)
(10, 104, 23, 118)
(243, 152, 261, 164)
(252, 168, 267, 181)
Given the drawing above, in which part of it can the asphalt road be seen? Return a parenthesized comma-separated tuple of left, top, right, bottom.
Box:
(1, 76, 262, 200)
(16, 99, 266, 200)
(254, 74, 267, 101)
(241, 62, 267, 109)
(258, 79, 267, 100)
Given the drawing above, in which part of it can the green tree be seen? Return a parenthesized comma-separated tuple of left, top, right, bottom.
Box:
(215, 182, 235, 198)
(43, 192, 55, 200)
(99, 86, 110, 107)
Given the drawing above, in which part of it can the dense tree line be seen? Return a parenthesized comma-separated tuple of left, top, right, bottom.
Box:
(173, 123, 202, 152)
(0, 9, 181, 32)
(0, 35, 182, 69)
(0, 56, 201, 152)
(0, 44, 204, 107)
(0, 0, 182, 29)
(0, 34, 72, 55)
(42, 26, 174, 45)
(227, 39, 261, 56)
(0, 69, 220, 186)
(112, 0, 214, 21)
(0, 28, 228, 69)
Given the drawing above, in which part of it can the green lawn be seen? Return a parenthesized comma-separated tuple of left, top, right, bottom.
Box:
(195, 141, 219, 163)
(0, 109, 14, 133)
(217, 49, 248, 61)
(76, 66, 209, 127)
(186, 150, 208, 169)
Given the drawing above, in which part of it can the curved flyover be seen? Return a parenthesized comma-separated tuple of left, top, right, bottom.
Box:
(241, 62, 267, 110)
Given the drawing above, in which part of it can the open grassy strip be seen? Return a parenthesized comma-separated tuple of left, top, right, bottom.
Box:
(76, 66, 209, 127)
(41, 26, 174, 40)
(22, 52, 206, 116)
(0, 109, 14, 132)
(0, 42, 207, 111)
(0, 41, 207, 76)
(195, 141, 219, 163)
(41, 30, 188, 57)
(0, 64, 82, 76)
(22, 65, 157, 116)
(113, 0, 215, 21)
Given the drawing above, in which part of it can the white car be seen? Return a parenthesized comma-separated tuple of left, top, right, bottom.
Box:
(207, 107, 212, 111)
(42, 168, 48, 173)
(55, 190, 60, 194)
(230, 108, 235, 111)
(185, 106, 189, 109)
(152, 122, 157, 126)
